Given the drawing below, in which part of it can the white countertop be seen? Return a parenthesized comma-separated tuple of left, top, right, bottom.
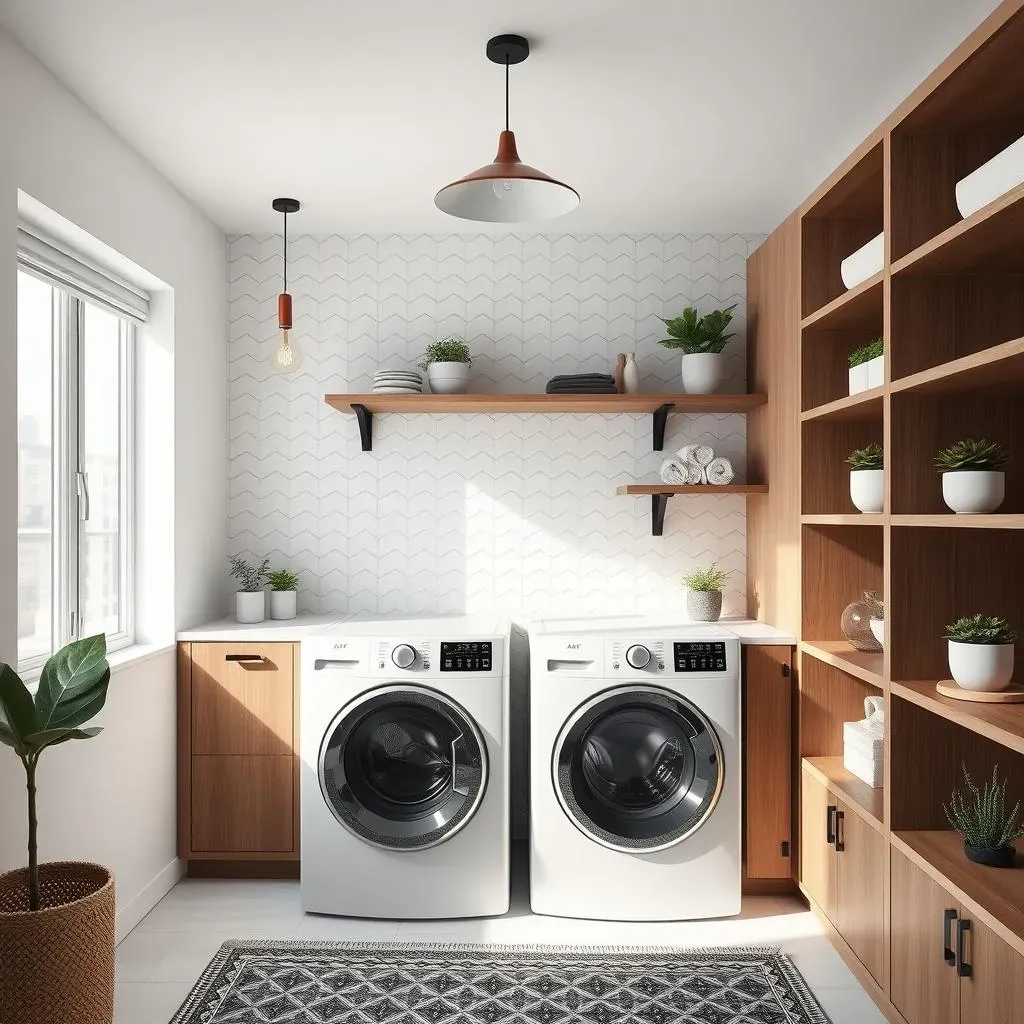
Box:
(176, 614, 796, 646)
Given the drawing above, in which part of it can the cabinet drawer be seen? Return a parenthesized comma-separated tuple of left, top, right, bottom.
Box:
(191, 642, 295, 755)
(191, 755, 295, 853)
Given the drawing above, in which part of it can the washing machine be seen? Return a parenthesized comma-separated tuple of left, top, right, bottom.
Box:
(529, 616, 741, 920)
(300, 615, 510, 918)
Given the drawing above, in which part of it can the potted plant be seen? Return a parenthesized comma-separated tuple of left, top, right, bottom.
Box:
(229, 555, 270, 623)
(935, 438, 1007, 514)
(657, 304, 736, 394)
(944, 763, 1023, 868)
(268, 567, 300, 620)
(945, 614, 1016, 692)
(0, 635, 115, 1022)
(848, 337, 884, 395)
(682, 564, 730, 622)
(420, 336, 472, 394)
(846, 442, 884, 513)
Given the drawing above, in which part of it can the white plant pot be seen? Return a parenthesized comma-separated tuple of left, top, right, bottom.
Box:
(869, 619, 885, 648)
(865, 355, 884, 390)
(850, 469, 884, 513)
(236, 591, 265, 623)
(948, 640, 1015, 692)
(270, 590, 297, 620)
(848, 363, 870, 396)
(427, 362, 470, 394)
(680, 353, 724, 394)
(942, 470, 1005, 514)
(956, 134, 1024, 218)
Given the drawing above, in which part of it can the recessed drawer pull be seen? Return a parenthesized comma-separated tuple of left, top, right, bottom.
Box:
(225, 654, 265, 663)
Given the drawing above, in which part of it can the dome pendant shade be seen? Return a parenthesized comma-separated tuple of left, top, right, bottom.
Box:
(435, 130, 579, 223)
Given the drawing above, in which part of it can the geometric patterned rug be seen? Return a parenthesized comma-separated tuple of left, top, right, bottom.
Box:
(169, 942, 831, 1024)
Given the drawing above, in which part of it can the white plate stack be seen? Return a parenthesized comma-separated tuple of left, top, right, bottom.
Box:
(373, 370, 423, 394)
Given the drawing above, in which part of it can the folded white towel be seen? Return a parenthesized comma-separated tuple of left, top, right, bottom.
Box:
(705, 457, 735, 486)
(840, 232, 884, 289)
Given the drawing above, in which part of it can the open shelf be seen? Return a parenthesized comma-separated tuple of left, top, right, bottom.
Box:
(616, 483, 768, 537)
(891, 514, 1024, 529)
(802, 756, 884, 831)
(802, 641, 885, 689)
(891, 336, 1024, 397)
(802, 514, 884, 527)
(801, 388, 884, 423)
(801, 273, 884, 331)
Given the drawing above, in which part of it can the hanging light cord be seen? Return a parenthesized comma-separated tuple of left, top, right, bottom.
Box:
(282, 210, 289, 292)
(505, 57, 510, 132)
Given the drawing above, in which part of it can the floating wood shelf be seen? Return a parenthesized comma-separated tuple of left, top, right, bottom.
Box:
(801, 514, 884, 526)
(891, 336, 1024, 396)
(801, 387, 884, 423)
(801, 273, 884, 331)
(801, 641, 886, 689)
(802, 756, 885, 832)
(616, 483, 769, 536)
(324, 393, 767, 451)
(890, 514, 1024, 529)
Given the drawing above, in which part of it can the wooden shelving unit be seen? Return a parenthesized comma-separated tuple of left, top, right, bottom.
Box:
(616, 483, 769, 536)
(802, 641, 885, 689)
(803, 755, 885, 830)
(800, 388, 884, 423)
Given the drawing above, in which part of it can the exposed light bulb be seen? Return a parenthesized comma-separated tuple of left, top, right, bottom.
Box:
(269, 328, 302, 374)
(492, 178, 520, 201)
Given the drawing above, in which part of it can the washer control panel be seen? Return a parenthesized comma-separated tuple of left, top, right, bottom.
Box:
(440, 641, 492, 672)
(674, 641, 728, 672)
(610, 639, 667, 672)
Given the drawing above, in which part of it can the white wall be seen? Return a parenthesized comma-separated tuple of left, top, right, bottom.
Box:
(0, 30, 228, 920)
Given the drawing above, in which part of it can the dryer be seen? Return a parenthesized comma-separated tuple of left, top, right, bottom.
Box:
(301, 616, 510, 918)
(530, 617, 741, 920)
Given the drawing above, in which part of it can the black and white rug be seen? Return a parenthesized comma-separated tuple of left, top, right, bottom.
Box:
(169, 942, 831, 1024)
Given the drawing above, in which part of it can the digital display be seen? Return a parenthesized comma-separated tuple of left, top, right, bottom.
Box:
(441, 641, 493, 672)
(674, 641, 727, 672)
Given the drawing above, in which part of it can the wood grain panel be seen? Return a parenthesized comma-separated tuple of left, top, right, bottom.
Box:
(744, 646, 794, 879)
(800, 765, 836, 921)
(801, 525, 883, 640)
(835, 801, 886, 986)
(191, 755, 295, 853)
(802, 218, 884, 318)
(799, 655, 881, 758)
(802, 329, 883, 411)
(802, 423, 883, 515)
(960, 915, 1024, 1023)
(177, 643, 192, 861)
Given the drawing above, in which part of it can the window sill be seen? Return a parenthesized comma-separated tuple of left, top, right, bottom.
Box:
(107, 642, 175, 675)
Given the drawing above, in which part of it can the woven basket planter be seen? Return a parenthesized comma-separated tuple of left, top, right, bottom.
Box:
(0, 861, 115, 1024)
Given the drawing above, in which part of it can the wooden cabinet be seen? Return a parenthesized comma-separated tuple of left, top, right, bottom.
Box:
(800, 767, 835, 916)
(744, 645, 794, 880)
(178, 642, 299, 865)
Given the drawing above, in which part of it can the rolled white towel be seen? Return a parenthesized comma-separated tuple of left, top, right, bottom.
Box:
(705, 457, 735, 485)
(676, 443, 715, 468)
(659, 459, 689, 485)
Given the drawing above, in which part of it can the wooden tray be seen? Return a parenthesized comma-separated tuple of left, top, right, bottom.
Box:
(936, 680, 1024, 703)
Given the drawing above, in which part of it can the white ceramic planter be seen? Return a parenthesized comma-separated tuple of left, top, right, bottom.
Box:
(956, 134, 1024, 218)
(849, 363, 870, 396)
(948, 640, 1015, 692)
(427, 361, 470, 394)
(270, 590, 297, 620)
(236, 591, 265, 623)
(687, 590, 723, 622)
(942, 470, 1005, 514)
(865, 355, 884, 390)
(840, 232, 884, 289)
(850, 469, 884, 513)
(680, 353, 724, 394)
(870, 619, 884, 648)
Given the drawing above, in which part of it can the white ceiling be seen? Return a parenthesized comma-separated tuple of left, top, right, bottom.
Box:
(1, 0, 1003, 234)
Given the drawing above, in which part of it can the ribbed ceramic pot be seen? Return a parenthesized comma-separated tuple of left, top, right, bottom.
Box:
(687, 589, 723, 622)
(427, 362, 470, 394)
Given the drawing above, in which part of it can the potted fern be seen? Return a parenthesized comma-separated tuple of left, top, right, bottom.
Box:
(268, 567, 300, 620)
(935, 438, 1007, 514)
(846, 443, 884, 513)
(945, 614, 1016, 692)
(657, 304, 736, 394)
(420, 336, 472, 394)
(0, 636, 115, 1022)
(229, 555, 270, 623)
(682, 564, 730, 622)
(945, 764, 1023, 867)
(848, 337, 884, 395)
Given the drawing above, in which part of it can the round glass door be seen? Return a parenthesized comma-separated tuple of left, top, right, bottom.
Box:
(552, 686, 723, 852)
(319, 684, 487, 850)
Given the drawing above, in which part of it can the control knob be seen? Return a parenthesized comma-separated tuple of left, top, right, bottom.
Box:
(391, 644, 417, 669)
(625, 644, 652, 669)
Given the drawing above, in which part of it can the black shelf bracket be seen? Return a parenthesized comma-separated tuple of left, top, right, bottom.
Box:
(352, 403, 373, 451)
(652, 403, 674, 451)
(651, 493, 670, 536)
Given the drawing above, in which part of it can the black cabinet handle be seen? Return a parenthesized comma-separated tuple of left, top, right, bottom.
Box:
(943, 908, 957, 965)
(826, 805, 837, 845)
(225, 653, 265, 663)
(835, 810, 845, 852)
(956, 918, 972, 978)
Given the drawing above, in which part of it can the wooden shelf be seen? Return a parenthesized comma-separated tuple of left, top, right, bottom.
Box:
(891, 514, 1024, 529)
(801, 273, 884, 331)
(802, 756, 885, 831)
(891, 679, 1024, 756)
(801, 514, 884, 526)
(891, 337, 1024, 397)
(801, 387, 884, 423)
(802, 641, 885, 689)
(617, 483, 768, 537)
(892, 830, 1024, 958)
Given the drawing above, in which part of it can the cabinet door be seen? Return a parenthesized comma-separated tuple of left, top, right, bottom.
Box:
(959, 915, 1024, 1024)
(890, 848, 959, 1024)
(799, 766, 835, 919)
(744, 645, 793, 878)
(833, 801, 885, 985)
(191, 642, 295, 755)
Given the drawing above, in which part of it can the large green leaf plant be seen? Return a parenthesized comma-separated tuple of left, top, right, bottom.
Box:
(658, 305, 737, 354)
(0, 635, 111, 910)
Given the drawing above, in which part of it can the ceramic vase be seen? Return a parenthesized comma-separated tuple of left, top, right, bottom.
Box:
(623, 352, 640, 394)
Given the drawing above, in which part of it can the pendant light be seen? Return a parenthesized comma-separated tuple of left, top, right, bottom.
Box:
(270, 197, 302, 374)
(434, 35, 579, 224)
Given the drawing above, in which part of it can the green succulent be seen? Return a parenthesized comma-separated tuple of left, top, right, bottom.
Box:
(944, 614, 1017, 645)
(657, 305, 737, 355)
(945, 764, 1024, 851)
(682, 564, 731, 592)
(934, 438, 1008, 472)
(420, 336, 471, 369)
(846, 443, 883, 471)
(848, 337, 884, 368)
(267, 568, 300, 592)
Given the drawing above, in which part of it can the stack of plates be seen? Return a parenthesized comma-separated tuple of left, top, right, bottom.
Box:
(373, 370, 423, 394)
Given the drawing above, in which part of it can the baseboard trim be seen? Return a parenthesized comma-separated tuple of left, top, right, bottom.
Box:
(741, 877, 799, 896)
(116, 857, 185, 942)
(187, 859, 301, 879)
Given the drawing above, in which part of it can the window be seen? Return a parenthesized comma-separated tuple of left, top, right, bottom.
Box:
(17, 226, 145, 672)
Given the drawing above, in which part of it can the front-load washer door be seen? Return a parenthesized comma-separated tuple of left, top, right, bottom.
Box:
(319, 684, 488, 851)
(553, 685, 724, 853)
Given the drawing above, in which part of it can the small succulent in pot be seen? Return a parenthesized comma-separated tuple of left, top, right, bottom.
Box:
(846, 442, 884, 513)
(229, 555, 270, 624)
(944, 614, 1017, 692)
(267, 567, 300, 621)
(682, 564, 730, 622)
(935, 438, 1008, 514)
(848, 337, 884, 394)
(657, 305, 737, 394)
(944, 763, 1024, 868)
(420, 336, 472, 394)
